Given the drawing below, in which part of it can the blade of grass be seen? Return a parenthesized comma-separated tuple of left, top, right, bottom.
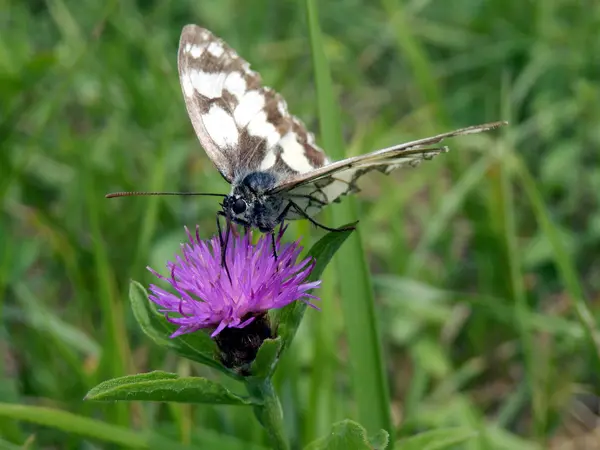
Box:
(0, 403, 265, 450)
(305, 0, 393, 440)
(296, 207, 342, 443)
(84, 159, 130, 427)
(0, 404, 146, 449)
(306, 268, 339, 442)
(405, 153, 495, 276)
(132, 136, 168, 276)
(13, 282, 100, 370)
(381, 0, 450, 231)
(275, 217, 311, 447)
(511, 152, 600, 367)
(275, 215, 310, 446)
(0, 224, 25, 444)
(381, 0, 447, 122)
(497, 131, 546, 439)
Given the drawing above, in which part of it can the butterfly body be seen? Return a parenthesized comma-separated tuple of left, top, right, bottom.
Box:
(225, 171, 286, 232)
(175, 24, 506, 234)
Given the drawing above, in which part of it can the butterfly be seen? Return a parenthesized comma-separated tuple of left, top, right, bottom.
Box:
(108, 25, 506, 241)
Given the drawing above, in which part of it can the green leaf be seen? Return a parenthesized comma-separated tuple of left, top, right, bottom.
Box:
(0, 437, 27, 450)
(304, 420, 388, 450)
(129, 280, 239, 378)
(0, 402, 160, 449)
(276, 226, 354, 349)
(250, 337, 283, 379)
(396, 427, 478, 450)
(0, 402, 267, 450)
(85, 371, 261, 405)
(369, 429, 390, 449)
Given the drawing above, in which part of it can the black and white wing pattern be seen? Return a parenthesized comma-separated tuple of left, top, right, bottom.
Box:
(273, 121, 507, 219)
(178, 25, 506, 224)
(177, 25, 328, 183)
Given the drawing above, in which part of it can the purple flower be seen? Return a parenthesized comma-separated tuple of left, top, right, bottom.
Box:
(147, 226, 320, 338)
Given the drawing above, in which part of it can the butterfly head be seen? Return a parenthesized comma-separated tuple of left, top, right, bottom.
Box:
(223, 172, 285, 233)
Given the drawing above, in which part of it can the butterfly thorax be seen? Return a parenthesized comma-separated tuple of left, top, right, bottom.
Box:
(223, 171, 285, 233)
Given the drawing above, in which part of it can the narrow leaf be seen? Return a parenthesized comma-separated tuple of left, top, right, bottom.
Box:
(85, 371, 260, 405)
(0, 402, 265, 450)
(0, 403, 150, 449)
(305, 0, 393, 439)
(396, 427, 478, 450)
(250, 337, 283, 379)
(512, 153, 600, 367)
(304, 420, 388, 450)
(0, 437, 25, 450)
(276, 227, 354, 349)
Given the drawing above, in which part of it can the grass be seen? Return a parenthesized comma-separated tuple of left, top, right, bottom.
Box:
(306, 0, 392, 440)
(2, 0, 600, 449)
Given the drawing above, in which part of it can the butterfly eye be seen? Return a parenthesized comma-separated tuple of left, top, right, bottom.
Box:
(232, 198, 247, 214)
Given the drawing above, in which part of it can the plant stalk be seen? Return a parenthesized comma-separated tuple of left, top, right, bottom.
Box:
(245, 377, 289, 450)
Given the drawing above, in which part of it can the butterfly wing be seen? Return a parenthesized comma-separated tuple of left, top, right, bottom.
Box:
(274, 121, 507, 219)
(178, 25, 328, 182)
(178, 26, 506, 221)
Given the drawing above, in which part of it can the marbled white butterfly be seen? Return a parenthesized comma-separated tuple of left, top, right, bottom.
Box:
(108, 25, 506, 238)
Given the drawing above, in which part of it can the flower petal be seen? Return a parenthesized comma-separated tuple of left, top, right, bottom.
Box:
(147, 227, 320, 338)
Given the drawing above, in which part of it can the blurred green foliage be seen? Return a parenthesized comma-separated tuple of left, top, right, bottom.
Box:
(1, 0, 600, 448)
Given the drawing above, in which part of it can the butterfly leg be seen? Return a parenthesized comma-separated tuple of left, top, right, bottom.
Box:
(271, 232, 278, 261)
(216, 212, 233, 282)
(268, 202, 294, 261)
(289, 201, 358, 232)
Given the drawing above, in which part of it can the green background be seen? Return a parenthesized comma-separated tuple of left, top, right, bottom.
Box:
(2, 0, 600, 448)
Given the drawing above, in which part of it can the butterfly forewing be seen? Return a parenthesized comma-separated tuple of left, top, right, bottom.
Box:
(178, 25, 328, 183)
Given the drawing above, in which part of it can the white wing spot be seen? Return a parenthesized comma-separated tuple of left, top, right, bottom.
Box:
(224, 72, 247, 100)
(190, 70, 225, 99)
(189, 45, 203, 58)
(202, 104, 239, 148)
(259, 150, 277, 170)
(207, 41, 225, 58)
(321, 170, 356, 203)
(279, 132, 314, 173)
(234, 91, 265, 127)
(248, 111, 280, 148)
(184, 43, 192, 53)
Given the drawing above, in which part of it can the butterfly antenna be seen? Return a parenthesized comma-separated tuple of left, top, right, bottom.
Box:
(105, 191, 226, 198)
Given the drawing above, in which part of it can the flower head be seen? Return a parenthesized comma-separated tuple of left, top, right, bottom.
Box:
(147, 226, 320, 338)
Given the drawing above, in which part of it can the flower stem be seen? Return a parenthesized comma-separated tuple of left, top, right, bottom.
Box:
(245, 377, 290, 450)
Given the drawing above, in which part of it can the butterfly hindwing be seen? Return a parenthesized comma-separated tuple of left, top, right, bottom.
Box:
(280, 147, 447, 219)
(178, 25, 328, 183)
(276, 121, 506, 219)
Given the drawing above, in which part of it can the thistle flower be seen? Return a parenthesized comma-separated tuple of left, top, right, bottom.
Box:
(147, 226, 320, 339)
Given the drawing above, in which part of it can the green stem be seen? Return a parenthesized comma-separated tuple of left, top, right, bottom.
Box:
(245, 377, 289, 450)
